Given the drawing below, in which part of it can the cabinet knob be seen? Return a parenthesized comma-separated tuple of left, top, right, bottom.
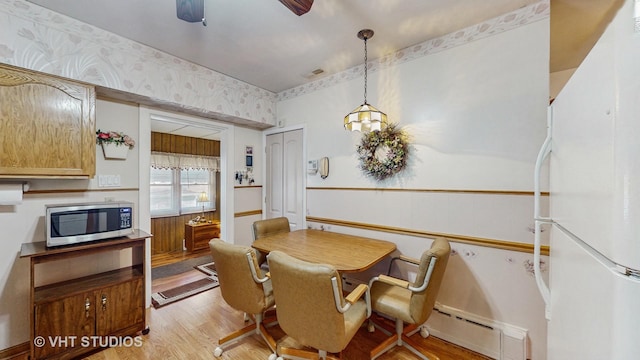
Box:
(85, 297, 91, 318)
(101, 294, 107, 310)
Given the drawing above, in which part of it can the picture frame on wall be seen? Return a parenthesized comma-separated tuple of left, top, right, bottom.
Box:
(245, 145, 253, 168)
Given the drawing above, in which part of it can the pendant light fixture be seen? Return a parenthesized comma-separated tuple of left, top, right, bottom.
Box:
(344, 29, 388, 132)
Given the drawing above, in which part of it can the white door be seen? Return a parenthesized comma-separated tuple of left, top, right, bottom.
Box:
(265, 129, 303, 230)
(266, 133, 283, 219)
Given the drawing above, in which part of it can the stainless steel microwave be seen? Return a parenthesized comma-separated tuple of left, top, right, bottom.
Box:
(46, 202, 134, 247)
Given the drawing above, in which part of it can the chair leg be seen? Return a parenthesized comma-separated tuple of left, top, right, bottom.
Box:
(214, 312, 278, 358)
(214, 322, 257, 357)
(405, 323, 430, 338)
(369, 317, 436, 360)
(370, 334, 399, 360)
(401, 334, 437, 360)
(256, 314, 278, 354)
(278, 346, 342, 360)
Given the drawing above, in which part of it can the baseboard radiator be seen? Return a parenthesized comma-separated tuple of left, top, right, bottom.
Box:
(342, 277, 527, 360)
(426, 303, 528, 360)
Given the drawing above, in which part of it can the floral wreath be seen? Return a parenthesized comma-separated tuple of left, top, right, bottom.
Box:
(356, 123, 409, 181)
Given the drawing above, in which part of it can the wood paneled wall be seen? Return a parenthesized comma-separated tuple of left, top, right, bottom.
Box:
(151, 132, 220, 156)
(150, 132, 221, 255)
(151, 212, 216, 254)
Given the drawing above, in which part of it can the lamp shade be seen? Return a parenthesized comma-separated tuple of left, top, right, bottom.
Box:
(344, 103, 388, 132)
(344, 29, 389, 133)
(197, 191, 209, 203)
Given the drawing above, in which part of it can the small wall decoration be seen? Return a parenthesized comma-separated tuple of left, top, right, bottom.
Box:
(96, 130, 135, 160)
(356, 123, 409, 181)
(245, 146, 253, 168)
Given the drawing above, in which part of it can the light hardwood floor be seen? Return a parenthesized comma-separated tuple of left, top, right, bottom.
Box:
(80, 253, 493, 360)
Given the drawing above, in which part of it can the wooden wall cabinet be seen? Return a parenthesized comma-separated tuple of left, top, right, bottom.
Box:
(185, 221, 220, 252)
(0, 63, 96, 178)
(21, 231, 150, 360)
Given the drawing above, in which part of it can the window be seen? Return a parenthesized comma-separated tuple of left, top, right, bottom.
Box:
(150, 153, 219, 218)
(150, 167, 178, 216)
(180, 168, 214, 213)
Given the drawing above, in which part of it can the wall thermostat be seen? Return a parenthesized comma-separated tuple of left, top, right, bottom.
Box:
(307, 160, 318, 174)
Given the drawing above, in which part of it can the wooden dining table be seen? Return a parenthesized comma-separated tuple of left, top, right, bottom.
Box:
(252, 229, 396, 273)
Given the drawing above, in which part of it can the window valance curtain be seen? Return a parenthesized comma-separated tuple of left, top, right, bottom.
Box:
(151, 152, 220, 171)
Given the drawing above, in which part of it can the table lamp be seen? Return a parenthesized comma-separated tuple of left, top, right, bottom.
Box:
(197, 191, 209, 221)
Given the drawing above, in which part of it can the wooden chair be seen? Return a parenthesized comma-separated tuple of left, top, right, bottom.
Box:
(209, 239, 278, 360)
(267, 250, 370, 360)
(367, 237, 451, 360)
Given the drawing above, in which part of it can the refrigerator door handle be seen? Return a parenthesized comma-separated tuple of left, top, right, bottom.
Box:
(534, 107, 552, 319)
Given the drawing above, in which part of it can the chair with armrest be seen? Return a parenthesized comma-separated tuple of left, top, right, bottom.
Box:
(252, 217, 291, 265)
(208, 238, 279, 360)
(367, 237, 451, 360)
(267, 250, 371, 360)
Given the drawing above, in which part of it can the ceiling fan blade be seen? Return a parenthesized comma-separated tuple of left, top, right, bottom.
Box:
(278, 0, 313, 16)
(176, 0, 204, 23)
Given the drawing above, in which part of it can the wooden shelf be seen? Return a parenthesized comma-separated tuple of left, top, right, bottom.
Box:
(20, 230, 151, 260)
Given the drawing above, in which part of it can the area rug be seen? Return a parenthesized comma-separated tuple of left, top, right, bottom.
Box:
(194, 261, 216, 276)
(151, 255, 213, 279)
(151, 276, 219, 308)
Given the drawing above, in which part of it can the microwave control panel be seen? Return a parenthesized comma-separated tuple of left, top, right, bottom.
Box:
(120, 207, 132, 229)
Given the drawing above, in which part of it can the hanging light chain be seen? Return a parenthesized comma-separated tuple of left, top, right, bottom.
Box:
(363, 36, 368, 104)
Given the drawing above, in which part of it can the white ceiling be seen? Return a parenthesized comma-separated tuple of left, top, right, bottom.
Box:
(27, 0, 540, 93)
(150, 118, 221, 140)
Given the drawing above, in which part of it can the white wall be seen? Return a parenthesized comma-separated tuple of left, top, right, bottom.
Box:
(232, 126, 264, 246)
(0, 98, 140, 349)
(278, 18, 550, 360)
(286, 21, 549, 191)
(233, 126, 263, 187)
(233, 186, 263, 247)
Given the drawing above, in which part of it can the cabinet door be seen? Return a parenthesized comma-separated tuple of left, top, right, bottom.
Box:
(34, 292, 96, 359)
(96, 278, 144, 336)
(0, 64, 96, 177)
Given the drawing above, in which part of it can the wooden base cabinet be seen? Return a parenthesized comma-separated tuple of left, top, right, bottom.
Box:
(34, 291, 95, 359)
(21, 231, 151, 360)
(185, 221, 220, 251)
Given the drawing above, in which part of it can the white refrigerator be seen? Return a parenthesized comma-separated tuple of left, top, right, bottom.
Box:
(533, 0, 640, 359)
